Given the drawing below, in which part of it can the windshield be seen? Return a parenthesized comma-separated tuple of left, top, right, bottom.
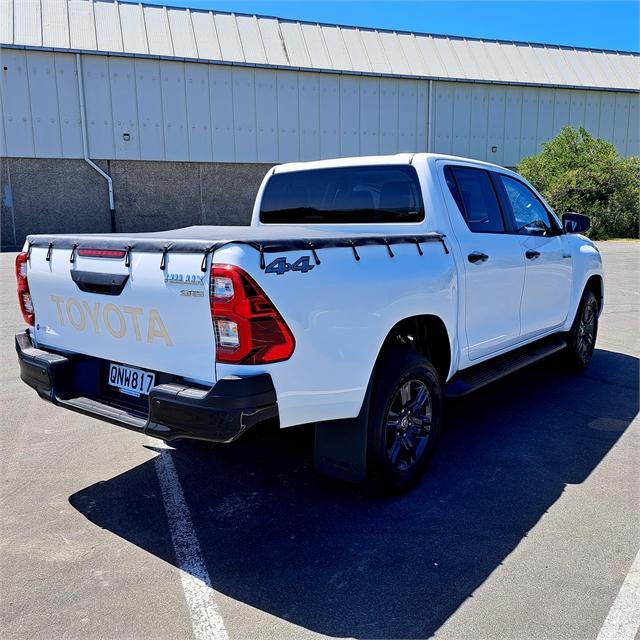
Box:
(260, 165, 425, 224)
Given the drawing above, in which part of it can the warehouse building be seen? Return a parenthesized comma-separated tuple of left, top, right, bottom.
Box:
(1, 0, 638, 247)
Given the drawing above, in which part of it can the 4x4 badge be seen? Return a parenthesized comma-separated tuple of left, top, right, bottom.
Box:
(264, 256, 315, 275)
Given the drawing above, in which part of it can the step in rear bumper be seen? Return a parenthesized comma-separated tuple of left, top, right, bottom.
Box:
(15, 330, 278, 443)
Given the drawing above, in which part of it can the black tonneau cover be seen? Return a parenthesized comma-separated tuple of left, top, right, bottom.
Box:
(26, 225, 448, 271)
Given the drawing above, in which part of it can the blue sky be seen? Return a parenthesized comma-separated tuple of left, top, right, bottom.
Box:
(125, 1, 639, 53)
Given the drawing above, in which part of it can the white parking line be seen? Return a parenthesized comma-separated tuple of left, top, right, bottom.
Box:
(596, 548, 640, 640)
(150, 437, 229, 640)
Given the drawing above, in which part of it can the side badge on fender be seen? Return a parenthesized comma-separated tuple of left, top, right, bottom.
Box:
(265, 256, 315, 275)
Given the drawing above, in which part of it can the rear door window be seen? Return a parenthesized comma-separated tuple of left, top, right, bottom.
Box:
(260, 165, 425, 224)
(444, 166, 506, 233)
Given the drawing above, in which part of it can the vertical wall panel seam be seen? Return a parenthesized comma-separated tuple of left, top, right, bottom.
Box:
(131, 57, 141, 159)
(181, 62, 191, 160)
(337, 74, 342, 156)
(375, 76, 380, 154)
(595, 90, 602, 138)
(414, 80, 419, 153)
(230, 67, 236, 161)
(317, 71, 322, 158)
(106, 57, 118, 157)
(467, 85, 473, 157)
(155, 61, 165, 159)
(251, 67, 258, 161)
(274, 69, 280, 161)
(207, 66, 215, 161)
(517, 87, 525, 162)
(549, 88, 556, 137)
(23, 51, 37, 156)
(297, 71, 301, 159)
(449, 84, 455, 156)
(531, 89, 539, 155)
(51, 52, 64, 156)
(620, 94, 631, 156)
(204, 58, 213, 161)
(395, 75, 400, 154)
(484, 84, 491, 160)
(500, 86, 507, 164)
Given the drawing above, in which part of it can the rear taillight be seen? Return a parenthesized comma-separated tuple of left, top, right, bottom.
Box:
(15, 252, 34, 326)
(210, 264, 295, 364)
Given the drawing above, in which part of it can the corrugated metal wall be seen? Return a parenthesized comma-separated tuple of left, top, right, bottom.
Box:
(1, 49, 638, 165)
(432, 81, 639, 166)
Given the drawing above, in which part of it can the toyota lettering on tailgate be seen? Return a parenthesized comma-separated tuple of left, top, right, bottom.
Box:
(48, 295, 173, 346)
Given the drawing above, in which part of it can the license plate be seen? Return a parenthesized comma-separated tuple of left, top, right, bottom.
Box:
(108, 363, 155, 397)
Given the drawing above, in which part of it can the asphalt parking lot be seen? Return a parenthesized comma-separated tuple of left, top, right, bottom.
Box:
(1, 241, 638, 640)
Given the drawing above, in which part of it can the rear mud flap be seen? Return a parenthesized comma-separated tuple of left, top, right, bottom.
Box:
(313, 385, 371, 483)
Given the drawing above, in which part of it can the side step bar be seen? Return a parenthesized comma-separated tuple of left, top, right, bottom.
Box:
(444, 335, 567, 398)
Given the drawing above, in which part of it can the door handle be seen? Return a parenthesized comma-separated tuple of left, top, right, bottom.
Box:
(468, 251, 489, 264)
(525, 250, 541, 260)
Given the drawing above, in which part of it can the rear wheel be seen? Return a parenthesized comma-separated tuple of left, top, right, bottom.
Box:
(563, 289, 599, 370)
(368, 349, 443, 491)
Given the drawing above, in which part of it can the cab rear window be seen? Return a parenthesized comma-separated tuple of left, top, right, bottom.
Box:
(260, 165, 425, 224)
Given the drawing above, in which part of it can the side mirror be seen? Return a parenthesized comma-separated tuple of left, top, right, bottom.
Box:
(562, 212, 591, 234)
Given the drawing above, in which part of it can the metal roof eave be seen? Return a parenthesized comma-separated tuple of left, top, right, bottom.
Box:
(1, 43, 638, 94)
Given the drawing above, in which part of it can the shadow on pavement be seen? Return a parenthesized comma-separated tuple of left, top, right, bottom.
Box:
(70, 348, 639, 638)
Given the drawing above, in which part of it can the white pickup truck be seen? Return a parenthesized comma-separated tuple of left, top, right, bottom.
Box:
(15, 153, 603, 490)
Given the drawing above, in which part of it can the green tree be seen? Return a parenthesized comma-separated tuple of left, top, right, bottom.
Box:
(517, 126, 639, 240)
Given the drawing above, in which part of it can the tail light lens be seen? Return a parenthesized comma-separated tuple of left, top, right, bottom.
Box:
(15, 252, 34, 326)
(210, 264, 295, 364)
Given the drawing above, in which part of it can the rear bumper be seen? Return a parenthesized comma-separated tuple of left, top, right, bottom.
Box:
(15, 330, 278, 443)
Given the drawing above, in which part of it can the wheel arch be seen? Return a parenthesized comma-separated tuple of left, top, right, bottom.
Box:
(375, 314, 452, 384)
(584, 274, 604, 314)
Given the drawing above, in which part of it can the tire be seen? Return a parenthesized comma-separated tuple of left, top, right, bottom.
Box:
(563, 289, 599, 371)
(367, 348, 443, 492)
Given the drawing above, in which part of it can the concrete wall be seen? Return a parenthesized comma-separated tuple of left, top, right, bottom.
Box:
(0, 157, 271, 249)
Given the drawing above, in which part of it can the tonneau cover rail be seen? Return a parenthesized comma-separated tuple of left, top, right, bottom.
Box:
(26, 232, 449, 271)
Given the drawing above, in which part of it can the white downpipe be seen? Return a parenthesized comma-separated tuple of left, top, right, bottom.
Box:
(75, 53, 116, 223)
(427, 79, 434, 153)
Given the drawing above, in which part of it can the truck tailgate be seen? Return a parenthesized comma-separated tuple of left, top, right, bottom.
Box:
(27, 246, 216, 384)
